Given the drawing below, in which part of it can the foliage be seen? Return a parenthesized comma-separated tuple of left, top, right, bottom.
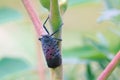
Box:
(0, 58, 30, 79)
(0, 0, 120, 80)
(0, 7, 22, 24)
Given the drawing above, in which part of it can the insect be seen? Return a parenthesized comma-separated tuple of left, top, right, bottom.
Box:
(39, 16, 63, 68)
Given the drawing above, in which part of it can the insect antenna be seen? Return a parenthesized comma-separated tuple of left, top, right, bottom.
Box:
(43, 16, 50, 35)
(50, 23, 63, 36)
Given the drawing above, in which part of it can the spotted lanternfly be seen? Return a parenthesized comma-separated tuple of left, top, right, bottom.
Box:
(39, 16, 63, 68)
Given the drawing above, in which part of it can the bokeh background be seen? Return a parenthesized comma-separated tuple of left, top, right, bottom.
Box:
(0, 0, 120, 80)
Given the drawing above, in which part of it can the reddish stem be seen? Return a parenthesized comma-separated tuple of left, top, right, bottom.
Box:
(22, 0, 46, 36)
(22, 0, 46, 80)
(97, 51, 120, 80)
(36, 40, 46, 80)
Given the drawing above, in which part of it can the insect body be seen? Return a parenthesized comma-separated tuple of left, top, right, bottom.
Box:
(39, 17, 63, 68)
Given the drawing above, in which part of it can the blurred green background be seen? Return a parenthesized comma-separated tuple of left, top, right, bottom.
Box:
(0, 0, 120, 80)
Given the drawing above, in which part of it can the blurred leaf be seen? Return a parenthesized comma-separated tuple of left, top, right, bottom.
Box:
(0, 58, 30, 78)
(113, 42, 120, 53)
(84, 38, 107, 53)
(2, 69, 39, 80)
(109, 27, 120, 37)
(59, 0, 68, 15)
(39, 0, 50, 10)
(0, 7, 22, 24)
(103, 0, 120, 9)
(65, 65, 78, 80)
(103, 0, 114, 9)
(108, 36, 120, 54)
(63, 45, 106, 60)
(96, 32, 108, 47)
(98, 61, 108, 69)
(86, 63, 95, 80)
(39, 0, 68, 15)
(97, 9, 120, 23)
(83, 37, 114, 60)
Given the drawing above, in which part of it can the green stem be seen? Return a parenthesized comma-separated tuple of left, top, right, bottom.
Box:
(50, 0, 62, 38)
(49, 0, 63, 80)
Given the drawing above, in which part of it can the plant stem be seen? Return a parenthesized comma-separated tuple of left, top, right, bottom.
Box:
(50, 0, 62, 38)
(22, 0, 47, 36)
(50, 65, 63, 80)
(49, 0, 63, 80)
(36, 39, 46, 80)
(22, 0, 46, 80)
(97, 51, 120, 80)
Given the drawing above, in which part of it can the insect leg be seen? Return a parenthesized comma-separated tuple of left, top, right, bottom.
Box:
(50, 23, 63, 36)
(38, 38, 42, 41)
(54, 38, 62, 41)
(43, 16, 50, 35)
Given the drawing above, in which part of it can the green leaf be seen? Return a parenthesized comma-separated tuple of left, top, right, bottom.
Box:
(98, 61, 108, 69)
(86, 63, 95, 80)
(109, 28, 120, 37)
(39, 0, 50, 10)
(89, 40, 108, 54)
(2, 69, 39, 80)
(97, 9, 120, 23)
(59, 0, 68, 15)
(83, 37, 114, 60)
(64, 65, 78, 80)
(63, 45, 106, 60)
(103, 0, 120, 9)
(0, 7, 22, 24)
(0, 58, 30, 78)
(96, 32, 108, 47)
(39, 0, 68, 15)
